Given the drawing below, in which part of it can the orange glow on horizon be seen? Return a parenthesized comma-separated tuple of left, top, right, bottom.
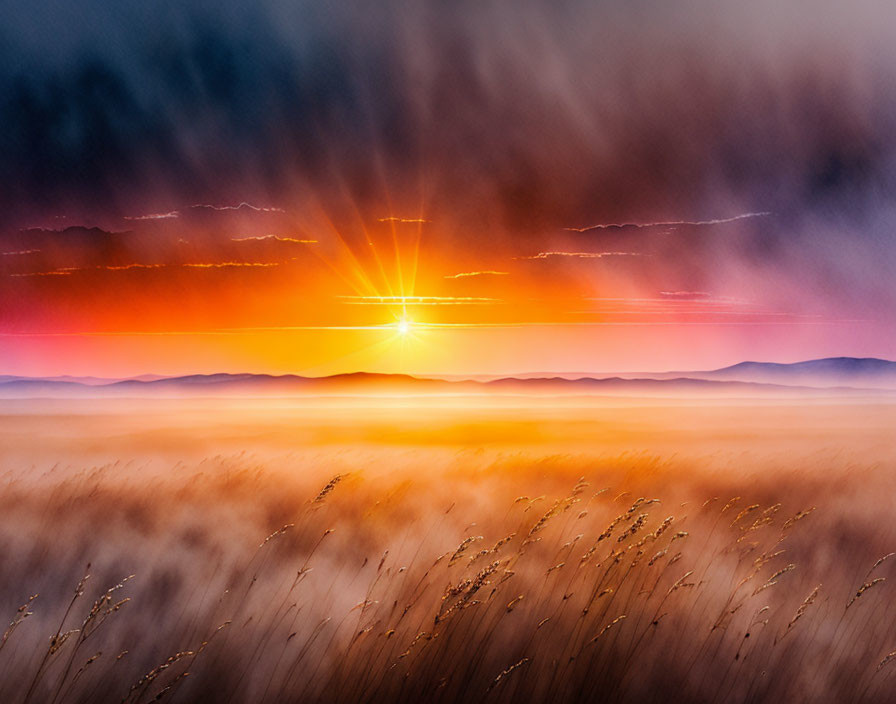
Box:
(0, 202, 885, 377)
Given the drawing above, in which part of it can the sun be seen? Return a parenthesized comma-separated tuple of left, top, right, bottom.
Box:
(397, 318, 412, 336)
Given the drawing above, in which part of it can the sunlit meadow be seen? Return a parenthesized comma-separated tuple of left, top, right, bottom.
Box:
(1, 397, 894, 703)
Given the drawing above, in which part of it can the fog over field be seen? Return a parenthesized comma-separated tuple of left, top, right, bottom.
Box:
(1, 396, 894, 703)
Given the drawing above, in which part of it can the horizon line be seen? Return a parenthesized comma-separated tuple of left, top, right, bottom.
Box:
(2, 356, 894, 383)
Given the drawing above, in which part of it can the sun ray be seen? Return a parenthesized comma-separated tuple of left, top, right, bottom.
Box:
(305, 200, 382, 298)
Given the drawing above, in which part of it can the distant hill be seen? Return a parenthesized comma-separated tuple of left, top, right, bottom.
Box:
(500, 357, 896, 389)
(0, 374, 168, 386)
(440, 357, 896, 387)
(0, 365, 892, 399)
(697, 357, 896, 387)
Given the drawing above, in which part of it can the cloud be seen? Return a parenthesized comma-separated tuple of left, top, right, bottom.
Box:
(102, 263, 166, 270)
(182, 261, 280, 268)
(443, 270, 509, 279)
(563, 212, 772, 233)
(586, 295, 752, 307)
(10, 270, 73, 277)
(190, 203, 285, 213)
(230, 235, 317, 244)
(337, 295, 501, 305)
(123, 211, 180, 220)
(8, 261, 282, 276)
(1, 249, 40, 256)
(377, 217, 430, 224)
(658, 291, 714, 300)
(19, 226, 128, 237)
(515, 252, 642, 260)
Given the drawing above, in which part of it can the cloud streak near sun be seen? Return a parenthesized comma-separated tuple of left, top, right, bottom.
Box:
(190, 203, 286, 213)
(515, 252, 642, 260)
(562, 212, 772, 232)
(123, 211, 181, 221)
(444, 271, 509, 279)
(230, 236, 317, 244)
(9, 261, 283, 277)
(337, 296, 502, 305)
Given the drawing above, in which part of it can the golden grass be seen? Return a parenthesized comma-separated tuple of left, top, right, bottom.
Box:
(0, 399, 894, 703)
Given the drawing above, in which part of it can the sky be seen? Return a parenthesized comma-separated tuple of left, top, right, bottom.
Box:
(1, 0, 895, 377)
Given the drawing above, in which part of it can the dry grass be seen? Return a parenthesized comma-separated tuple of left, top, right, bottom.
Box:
(0, 399, 894, 703)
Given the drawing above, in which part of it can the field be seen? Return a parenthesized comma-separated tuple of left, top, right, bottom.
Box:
(1, 396, 895, 703)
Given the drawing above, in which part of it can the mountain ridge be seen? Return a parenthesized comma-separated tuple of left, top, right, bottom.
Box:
(1, 357, 895, 398)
